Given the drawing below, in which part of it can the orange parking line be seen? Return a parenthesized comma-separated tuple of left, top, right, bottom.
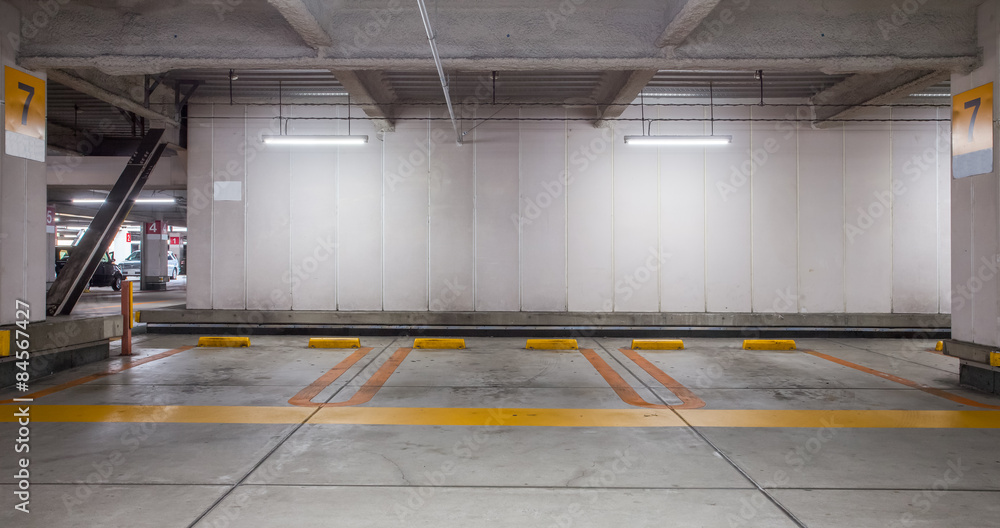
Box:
(619, 348, 706, 409)
(579, 349, 669, 409)
(288, 347, 373, 406)
(292, 347, 411, 408)
(802, 349, 1000, 410)
(0, 345, 195, 404)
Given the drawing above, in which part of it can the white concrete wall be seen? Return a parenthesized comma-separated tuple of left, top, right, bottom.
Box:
(0, 0, 47, 324)
(951, 1, 999, 346)
(187, 101, 951, 314)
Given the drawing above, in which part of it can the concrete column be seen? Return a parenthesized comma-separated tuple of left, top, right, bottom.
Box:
(0, 0, 47, 325)
(140, 220, 168, 291)
(949, 2, 1000, 392)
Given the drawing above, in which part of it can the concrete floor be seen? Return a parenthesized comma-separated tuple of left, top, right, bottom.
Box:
(2, 335, 999, 527)
(70, 276, 187, 317)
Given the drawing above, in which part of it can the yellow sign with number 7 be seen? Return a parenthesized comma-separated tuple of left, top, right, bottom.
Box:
(952, 82, 994, 179)
(4, 66, 46, 141)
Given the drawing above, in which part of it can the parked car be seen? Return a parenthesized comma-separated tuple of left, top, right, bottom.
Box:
(55, 248, 123, 291)
(120, 250, 180, 280)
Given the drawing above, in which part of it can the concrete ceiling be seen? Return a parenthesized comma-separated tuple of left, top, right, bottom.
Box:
(7, 0, 983, 135)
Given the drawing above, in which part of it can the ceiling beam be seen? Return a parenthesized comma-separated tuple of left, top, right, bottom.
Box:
(47, 69, 179, 127)
(265, 0, 332, 49)
(20, 55, 981, 76)
(656, 0, 725, 47)
(809, 69, 950, 127)
(593, 70, 659, 128)
(330, 70, 397, 133)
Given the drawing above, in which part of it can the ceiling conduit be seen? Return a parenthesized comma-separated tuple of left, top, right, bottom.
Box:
(416, 0, 463, 145)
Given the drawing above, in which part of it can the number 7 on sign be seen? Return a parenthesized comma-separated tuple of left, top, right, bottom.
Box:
(17, 82, 34, 126)
(965, 97, 981, 142)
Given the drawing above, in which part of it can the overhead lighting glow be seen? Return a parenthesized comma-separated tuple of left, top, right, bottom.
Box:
(262, 135, 368, 146)
(170, 226, 188, 233)
(624, 135, 732, 146)
(72, 198, 177, 204)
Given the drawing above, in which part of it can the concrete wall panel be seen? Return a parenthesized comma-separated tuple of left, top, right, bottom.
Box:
(245, 107, 291, 310)
(659, 105, 707, 312)
(288, 105, 339, 310)
(210, 104, 247, 309)
(382, 109, 429, 311)
(186, 106, 213, 309)
(890, 107, 940, 313)
(185, 102, 952, 317)
(474, 107, 520, 311)
(429, 109, 475, 311)
(705, 106, 752, 312)
(844, 108, 892, 313)
(519, 107, 567, 311)
(750, 106, 799, 313)
(613, 105, 660, 312)
(566, 114, 614, 312)
(336, 110, 383, 311)
(798, 120, 845, 313)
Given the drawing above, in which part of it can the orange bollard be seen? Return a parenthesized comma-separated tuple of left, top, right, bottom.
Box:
(120, 280, 133, 356)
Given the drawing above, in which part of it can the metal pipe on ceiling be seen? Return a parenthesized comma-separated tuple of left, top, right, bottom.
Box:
(416, 0, 463, 145)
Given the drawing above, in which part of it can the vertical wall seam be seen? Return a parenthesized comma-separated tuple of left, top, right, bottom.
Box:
(426, 109, 431, 311)
(472, 107, 478, 312)
(243, 104, 248, 310)
(518, 106, 523, 311)
(703, 104, 709, 313)
(842, 121, 847, 313)
(380, 105, 386, 311)
(611, 120, 617, 312)
(795, 109, 801, 314)
(656, 109, 662, 312)
(749, 105, 755, 313)
(564, 111, 569, 311)
(892, 106, 898, 313)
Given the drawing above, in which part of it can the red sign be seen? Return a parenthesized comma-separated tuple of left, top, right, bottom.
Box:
(145, 221, 162, 235)
(169, 236, 180, 245)
(125, 232, 132, 243)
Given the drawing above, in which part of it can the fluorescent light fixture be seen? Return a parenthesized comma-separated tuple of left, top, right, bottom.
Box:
(72, 198, 176, 204)
(170, 226, 188, 232)
(624, 135, 732, 146)
(262, 135, 368, 146)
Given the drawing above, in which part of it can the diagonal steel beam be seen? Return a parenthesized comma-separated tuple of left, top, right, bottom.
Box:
(46, 130, 167, 316)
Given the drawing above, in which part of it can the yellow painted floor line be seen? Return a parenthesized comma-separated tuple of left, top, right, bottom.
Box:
(4, 406, 1000, 428)
(0, 346, 195, 405)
